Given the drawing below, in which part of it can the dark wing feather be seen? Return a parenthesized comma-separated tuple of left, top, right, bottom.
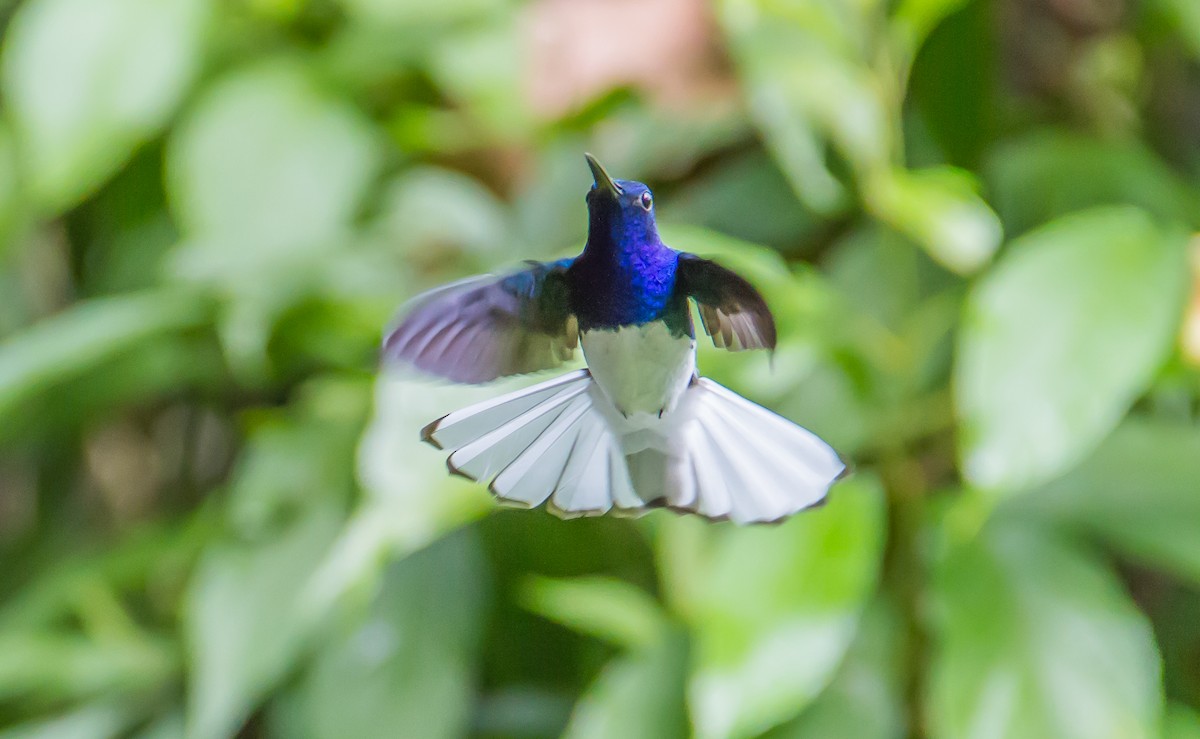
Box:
(383, 259, 576, 383)
(677, 253, 776, 352)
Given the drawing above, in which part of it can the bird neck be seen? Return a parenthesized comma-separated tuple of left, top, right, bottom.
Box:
(574, 219, 679, 330)
(582, 210, 666, 267)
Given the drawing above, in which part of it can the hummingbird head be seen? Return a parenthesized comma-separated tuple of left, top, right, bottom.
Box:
(584, 153, 660, 248)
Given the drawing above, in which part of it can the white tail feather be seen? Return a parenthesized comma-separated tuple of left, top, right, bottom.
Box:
(552, 416, 611, 514)
(686, 378, 844, 520)
(490, 395, 590, 506)
(700, 393, 797, 521)
(424, 370, 590, 449)
(688, 421, 734, 519)
(421, 372, 844, 523)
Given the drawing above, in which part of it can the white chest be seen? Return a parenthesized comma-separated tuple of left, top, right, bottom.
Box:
(581, 323, 696, 417)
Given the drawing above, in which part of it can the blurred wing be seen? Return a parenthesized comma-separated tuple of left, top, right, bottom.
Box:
(676, 253, 776, 352)
(383, 259, 577, 384)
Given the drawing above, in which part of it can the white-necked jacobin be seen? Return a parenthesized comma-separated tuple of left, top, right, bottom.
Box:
(383, 154, 844, 523)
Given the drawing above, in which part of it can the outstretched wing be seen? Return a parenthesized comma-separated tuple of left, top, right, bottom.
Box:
(383, 259, 577, 384)
(676, 253, 776, 352)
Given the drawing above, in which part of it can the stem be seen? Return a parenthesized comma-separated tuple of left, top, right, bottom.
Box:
(880, 451, 931, 739)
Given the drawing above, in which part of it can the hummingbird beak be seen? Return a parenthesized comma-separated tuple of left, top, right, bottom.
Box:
(585, 153, 622, 198)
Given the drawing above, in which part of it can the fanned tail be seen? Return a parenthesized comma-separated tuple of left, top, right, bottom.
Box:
(672, 378, 845, 522)
(422, 370, 647, 517)
(421, 373, 845, 523)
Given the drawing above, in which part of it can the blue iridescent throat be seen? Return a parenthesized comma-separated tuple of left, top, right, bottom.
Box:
(566, 178, 691, 335)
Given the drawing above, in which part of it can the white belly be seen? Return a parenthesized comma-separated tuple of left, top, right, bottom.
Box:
(581, 323, 696, 417)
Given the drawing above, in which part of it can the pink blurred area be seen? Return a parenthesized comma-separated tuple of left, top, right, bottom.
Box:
(522, 0, 733, 117)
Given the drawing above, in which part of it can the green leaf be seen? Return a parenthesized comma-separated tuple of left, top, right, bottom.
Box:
(928, 522, 1162, 739)
(717, 0, 890, 214)
(0, 334, 225, 448)
(985, 132, 1200, 235)
(226, 377, 370, 535)
(562, 632, 690, 739)
(907, 1, 991, 168)
(763, 599, 906, 739)
(358, 374, 526, 548)
(1009, 419, 1200, 584)
(520, 576, 670, 651)
(167, 60, 380, 265)
(0, 125, 23, 253)
(0, 632, 176, 704)
(1147, 0, 1200, 60)
(672, 474, 887, 739)
(278, 532, 488, 739)
(0, 701, 139, 739)
(825, 224, 923, 332)
(165, 60, 380, 374)
(0, 290, 212, 421)
(129, 711, 185, 739)
(1165, 704, 1200, 739)
(338, 0, 507, 26)
(664, 151, 820, 253)
(891, 0, 971, 47)
(184, 505, 342, 739)
(429, 25, 529, 139)
(2, 0, 210, 212)
(866, 167, 1003, 274)
(956, 206, 1190, 496)
(373, 166, 513, 264)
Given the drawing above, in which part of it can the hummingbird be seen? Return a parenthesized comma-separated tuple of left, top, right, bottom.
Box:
(383, 154, 844, 523)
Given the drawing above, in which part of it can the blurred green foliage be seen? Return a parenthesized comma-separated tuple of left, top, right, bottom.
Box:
(0, 0, 1198, 737)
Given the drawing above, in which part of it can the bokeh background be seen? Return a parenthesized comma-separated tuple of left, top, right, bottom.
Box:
(0, 0, 1199, 737)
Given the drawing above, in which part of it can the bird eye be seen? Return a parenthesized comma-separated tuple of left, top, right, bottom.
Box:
(639, 191, 653, 210)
